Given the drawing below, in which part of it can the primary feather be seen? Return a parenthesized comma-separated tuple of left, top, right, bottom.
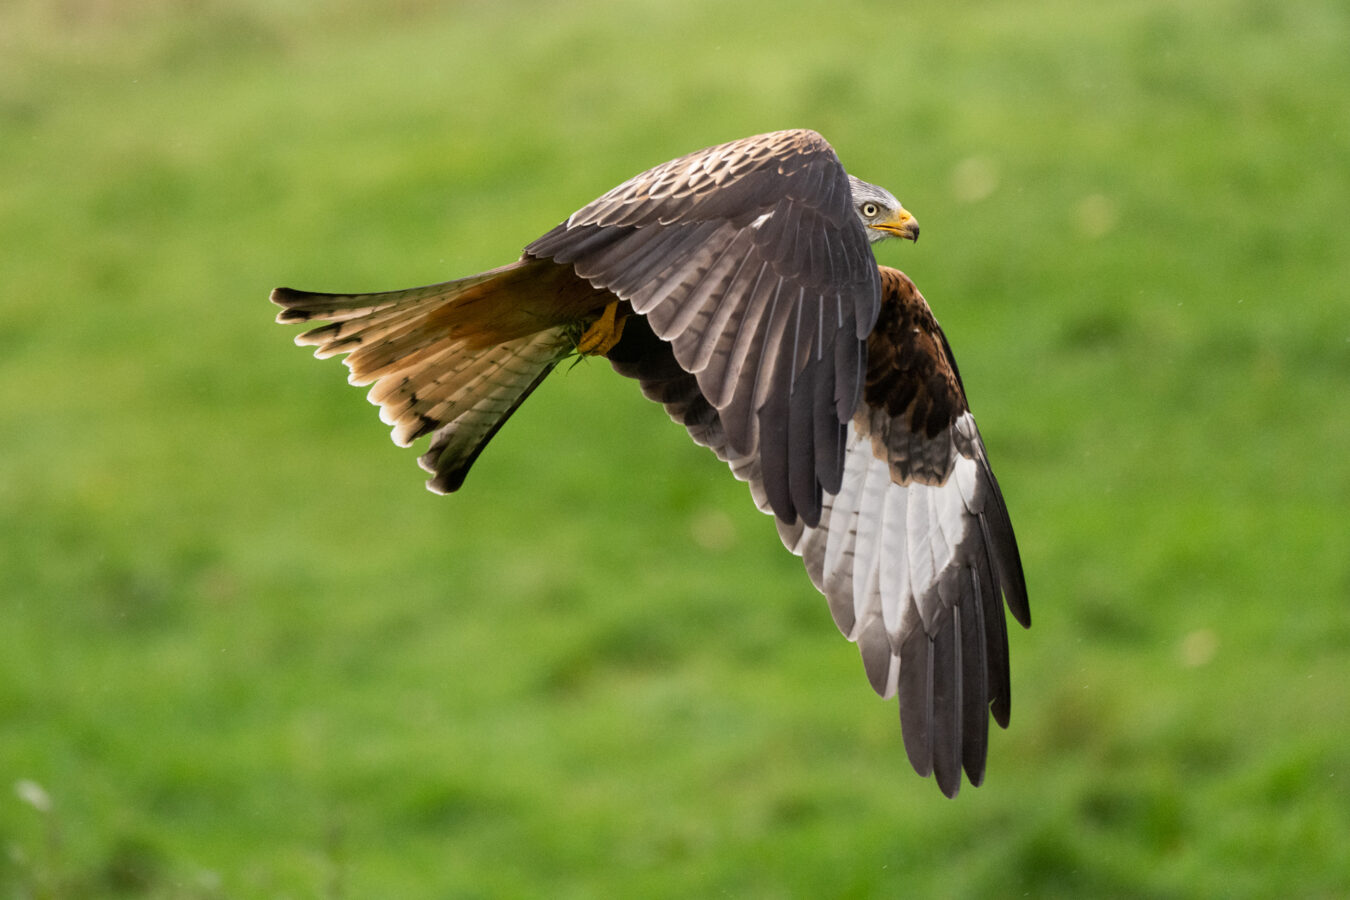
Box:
(273, 130, 1029, 797)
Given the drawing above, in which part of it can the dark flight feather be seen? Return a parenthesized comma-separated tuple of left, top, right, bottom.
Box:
(274, 130, 1029, 798)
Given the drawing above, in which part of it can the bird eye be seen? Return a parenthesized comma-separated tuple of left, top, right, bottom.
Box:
(860, 202, 880, 218)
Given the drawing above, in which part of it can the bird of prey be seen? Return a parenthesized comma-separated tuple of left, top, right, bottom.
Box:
(273, 129, 1029, 797)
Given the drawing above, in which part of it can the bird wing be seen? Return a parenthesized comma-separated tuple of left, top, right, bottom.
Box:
(608, 267, 1029, 798)
(527, 129, 882, 529)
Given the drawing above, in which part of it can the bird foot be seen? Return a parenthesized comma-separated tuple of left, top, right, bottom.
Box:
(576, 300, 628, 356)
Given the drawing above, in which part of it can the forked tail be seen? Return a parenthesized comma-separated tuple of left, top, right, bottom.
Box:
(272, 261, 578, 493)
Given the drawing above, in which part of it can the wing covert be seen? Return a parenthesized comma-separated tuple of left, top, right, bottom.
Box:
(527, 129, 882, 528)
(607, 268, 1028, 798)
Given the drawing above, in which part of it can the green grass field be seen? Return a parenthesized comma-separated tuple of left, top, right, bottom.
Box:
(3, 0, 1348, 896)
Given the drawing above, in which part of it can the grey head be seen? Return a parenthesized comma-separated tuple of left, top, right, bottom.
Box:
(848, 175, 920, 244)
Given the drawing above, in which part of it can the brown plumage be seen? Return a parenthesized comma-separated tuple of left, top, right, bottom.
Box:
(273, 129, 1029, 797)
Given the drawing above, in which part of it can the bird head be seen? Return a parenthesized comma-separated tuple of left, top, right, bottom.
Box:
(848, 175, 919, 244)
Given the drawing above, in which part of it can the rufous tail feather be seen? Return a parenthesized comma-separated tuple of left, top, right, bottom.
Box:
(272, 262, 578, 493)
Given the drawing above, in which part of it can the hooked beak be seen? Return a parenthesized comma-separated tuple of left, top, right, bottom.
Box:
(869, 207, 920, 242)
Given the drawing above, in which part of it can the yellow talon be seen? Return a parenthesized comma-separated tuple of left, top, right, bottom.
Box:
(576, 301, 627, 356)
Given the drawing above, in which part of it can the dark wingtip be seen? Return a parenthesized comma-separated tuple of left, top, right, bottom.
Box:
(423, 459, 470, 495)
(271, 286, 301, 306)
(1003, 549, 1031, 629)
(271, 287, 318, 323)
(991, 696, 1011, 731)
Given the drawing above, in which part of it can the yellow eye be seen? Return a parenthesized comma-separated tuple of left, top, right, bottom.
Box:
(861, 202, 880, 218)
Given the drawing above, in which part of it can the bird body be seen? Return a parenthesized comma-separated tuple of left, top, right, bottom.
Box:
(274, 129, 1029, 796)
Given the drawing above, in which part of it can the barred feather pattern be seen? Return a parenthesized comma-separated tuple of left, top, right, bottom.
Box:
(608, 287, 1028, 799)
(273, 131, 1029, 798)
(773, 412, 1024, 797)
(272, 273, 578, 494)
(526, 129, 880, 528)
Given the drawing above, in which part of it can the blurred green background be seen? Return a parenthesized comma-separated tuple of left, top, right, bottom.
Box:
(3, 0, 1348, 896)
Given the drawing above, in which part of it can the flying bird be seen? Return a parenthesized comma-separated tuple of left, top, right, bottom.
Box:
(273, 129, 1030, 797)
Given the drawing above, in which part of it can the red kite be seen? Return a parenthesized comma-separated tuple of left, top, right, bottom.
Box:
(274, 129, 1029, 796)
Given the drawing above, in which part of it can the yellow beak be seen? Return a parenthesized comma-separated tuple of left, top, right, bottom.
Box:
(870, 207, 920, 242)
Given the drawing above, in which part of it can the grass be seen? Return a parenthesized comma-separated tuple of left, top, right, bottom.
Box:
(2, 0, 1348, 896)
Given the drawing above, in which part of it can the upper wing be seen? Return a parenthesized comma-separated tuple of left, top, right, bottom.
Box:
(527, 129, 882, 528)
(608, 267, 1029, 798)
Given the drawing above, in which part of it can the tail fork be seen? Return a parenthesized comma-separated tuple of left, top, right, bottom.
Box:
(272, 267, 576, 493)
